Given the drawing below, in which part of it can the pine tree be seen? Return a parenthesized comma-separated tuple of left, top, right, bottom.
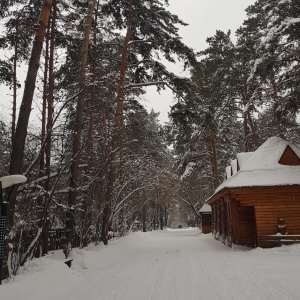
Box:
(100, 0, 196, 244)
(245, 0, 300, 139)
(4, 0, 53, 280)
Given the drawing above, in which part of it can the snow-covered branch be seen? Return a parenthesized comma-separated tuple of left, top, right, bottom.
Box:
(125, 39, 153, 48)
(127, 59, 156, 68)
(112, 184, 153, 219)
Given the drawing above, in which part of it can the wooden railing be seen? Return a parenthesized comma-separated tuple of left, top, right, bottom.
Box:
(258, 235, 300, 247)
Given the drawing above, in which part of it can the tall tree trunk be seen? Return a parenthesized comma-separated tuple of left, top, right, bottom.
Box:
(94, 194, 102, 246)
(9, 0, 53, 175)
(142, 204, 147, 232)
(240, 85, 258, 149)
(80, 0, 101, 249)
(164, 205, 168, 228)
(101, 0, 133, 245)
(245, 111, 258, 148)
(243, 113, 249, 152)
(11, 18, 19, 144)
(66, 0, 95, 247)
(210, 132, 219, 189)
(160, 206, 164, 230)
(39, 23, 50, 178)
(45, 0, 56, 191)
(42, 0, 56, 255)
(269, 66, 285, 139)
(4, 0, 53, 281)
(87, 0, 100, 160)
(101, 203, 111, 244)
(87, 62, 96, 160)
(79, 47, 96, 250)
(142, 186, 147, 232)
(98, 108, 109, 245)
(38, 14, 50, 258)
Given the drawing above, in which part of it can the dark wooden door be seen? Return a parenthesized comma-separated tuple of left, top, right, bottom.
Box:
(238, 206, 257, 247)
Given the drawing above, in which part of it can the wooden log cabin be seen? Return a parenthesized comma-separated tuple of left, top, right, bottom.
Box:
(206, 137, 300, 248)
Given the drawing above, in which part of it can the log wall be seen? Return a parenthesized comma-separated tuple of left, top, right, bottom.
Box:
(255, 204, 300, 235)
(234, 186, 300, 247)
(209, 186, 300, 248)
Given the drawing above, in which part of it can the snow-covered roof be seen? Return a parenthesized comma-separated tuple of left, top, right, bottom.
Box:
(225, 166, 232, 180)
(214, 137, 300, 194)
(0, 175, 27, 188)
(236, 152, 254, 169)
(199, 204, 211, 213)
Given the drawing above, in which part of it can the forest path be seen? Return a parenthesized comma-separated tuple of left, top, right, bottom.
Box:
(1, 228, 299, 300)
(60, 228, 299, 300)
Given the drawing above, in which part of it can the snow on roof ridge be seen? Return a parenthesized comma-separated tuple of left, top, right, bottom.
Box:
(225, 166, 232, 179)
(212, 137, 300, 195)
(231, 159, 238, 175)
(240, 136, 299, 171)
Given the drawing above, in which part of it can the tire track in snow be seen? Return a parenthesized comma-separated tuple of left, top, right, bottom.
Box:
(193, 250, 246, 300)
(221, 255, 297, 300)
(126, 247, 183, 299)
(198, 242, 297, 300)
(55, 230, 299, 300)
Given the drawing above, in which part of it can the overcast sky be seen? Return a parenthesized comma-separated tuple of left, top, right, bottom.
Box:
(0, 1, 256, 124)
(144, 0, 256, 124)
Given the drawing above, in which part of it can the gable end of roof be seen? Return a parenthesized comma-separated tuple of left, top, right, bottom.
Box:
(279, 145, 300, 166)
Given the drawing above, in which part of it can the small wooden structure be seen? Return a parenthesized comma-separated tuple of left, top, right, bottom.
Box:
(199, 204, 212, 234)
(206, 137, 300, 248)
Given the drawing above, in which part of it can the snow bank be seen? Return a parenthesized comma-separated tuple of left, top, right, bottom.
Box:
(1, 229, 300, 299)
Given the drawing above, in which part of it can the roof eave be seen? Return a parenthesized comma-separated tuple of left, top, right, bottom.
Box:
(206, 184, 300, 204)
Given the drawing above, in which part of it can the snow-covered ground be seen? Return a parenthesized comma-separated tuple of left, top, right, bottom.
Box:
(1, 228, 300, 299)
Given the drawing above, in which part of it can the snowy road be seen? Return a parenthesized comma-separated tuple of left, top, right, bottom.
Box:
(1, 228, 300, 300)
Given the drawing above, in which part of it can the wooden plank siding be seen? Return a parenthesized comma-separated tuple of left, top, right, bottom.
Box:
(233, 186, 300, 204)
(229, 200, 239, 245)
(255, 205, 300, 234)
(208, 185, 300, 248)
(235, 187, 300, 247)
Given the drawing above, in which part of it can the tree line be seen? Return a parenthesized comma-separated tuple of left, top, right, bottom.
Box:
(0, 0, 299, 281)
(0, 0, 196, 280)
(167, 0, 300, 196)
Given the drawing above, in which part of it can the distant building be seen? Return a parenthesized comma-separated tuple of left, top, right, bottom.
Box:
(199, 204, 212, 234)
(206, 137, 300, 247)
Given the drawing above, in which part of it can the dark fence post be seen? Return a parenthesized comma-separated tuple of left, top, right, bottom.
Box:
(0, 182, 5, 284)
